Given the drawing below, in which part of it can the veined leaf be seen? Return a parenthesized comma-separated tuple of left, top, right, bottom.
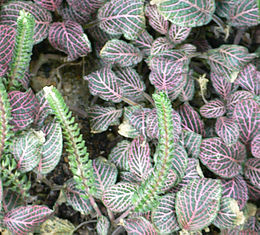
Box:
(233, 98, 259, 145)
(245, 158, 260, 190)
(108, 140, 131, 171)
(36, 121, 62, 174)
(176, 178, 222, 231)
(48, 20, 91, 61)
(67, 0, 106, 15)
(145, 4, 169, 35)
(199, 138, 246, 178)
(84, 66, 122, 103)
(100, 39, 142, 67)
(215, 117, 240, 146)
(123, 217, 158, 234)
(167, 77, 187, 101)
(2, 190, 23, 212)
(150, 37, 174, 55)
(120, 171, 141, 184)
(182, 129, 202, 158)
(200, 99, 226, 118)
(178, 103, 205, 136)
(97, 0, 145, 40)
(0, 1, 52, 44)
(213, 197, 245, 229)
(246, 179, 260, 201)
(102, 182, 136, 212)
(178, 73, 195, 102)
(0, 179, 2, 210)
(96, 216, 110, 235)
(157, 0, 215, 27)
(88, 105, 122, 133)
(251, 133, 260, 158)
(221, 175, 248, 210)
(0, 25, 16, 76)
(9, 89, 40, 131)
(132, 30, 153, 57)
(168, 24, 191, 44)
(34, 0, 63, 11)
(226, 90, 254, 116)
(4, 205, 52, 235)
(114, 67, 146, 101)
(12, 130, 44, 173)
(65, 179, 94, 215)
(152, 193, 180, 233)
(128, 136, 152, 181)
(92, 157, 118, 200)
(234, 63, 260, 95)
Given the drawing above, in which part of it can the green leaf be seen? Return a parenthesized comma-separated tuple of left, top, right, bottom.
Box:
(96, 216, 110, 235)
(176, 178, 222, 231)
(124, 217, 158, 234)
(157, 0, 215, 27)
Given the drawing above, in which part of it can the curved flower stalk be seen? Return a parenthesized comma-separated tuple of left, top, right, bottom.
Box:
(132, 91, 177, 212)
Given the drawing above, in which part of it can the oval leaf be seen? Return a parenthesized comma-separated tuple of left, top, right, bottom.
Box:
(200, 99, 226, 118)
(102, 182, 136, 212)
(168, 24, 191, 44)
(157, 0, 215, 27)
(92, 157, 118, 200)
(150, 37, 174, 55)
(199, 137, 246, 178)
(48, 20, 91, 61)
(182, 129, 202, 158)
(96, 216, 110, 235)
(178, 75, 195, 102)
(97, 0, 145, 40)
(244, 158, 260, 189)
(132, 30, 153, 57)
(175, 178, 222, 231)
(4, 205, 52, 235)
(34, 0, 62, 11)
(251, 133, 260, 158)
(124, 217, 158, 235)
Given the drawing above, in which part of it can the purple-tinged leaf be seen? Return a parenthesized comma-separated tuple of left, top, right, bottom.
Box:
(157, 0, 215, 27)
(129, 108, 151, 137)
(108, 140, 130, 171)
(100, 39, 142, 67)
(67, 0, 106, 15)
(57, 1, 91, 25)
(150, 37, 174, 55)
(96, 216, 110, 235)
(36, 121, 62, 174)
(48, 20, 91, 61)
(246, 179, 260, 201)
(234, 63, 260, 95)
(179, 43, 197, 56)
(88, 105, 122, 133)
(0, 179, 2, 210)
(128, 136, 152, 181)
(0, 1, 52, 44)
(97, 0, 145, 40)
(215, 0, 235, 18)
(244, 158, 260, 189)
(210, 72, 232, 100)
(213, 197, 245, 229)
(152, 193, 179, 233)
(178, 74, 195, 102)
(251, 134, 260, 158)
(92, 157, 118, 200)
(12, 130, 44, 173)
(120, 171, 141, 184)
(9, 89, 40, 131)
(233, 98, 259, 145)
(176, 178, 222, 231)
(19, 72, 31, 90)
(124, 217, 158, 235)
(118, 120, 140, 139)
(221, 229, 258, 235)
(168, 24, 191, 44)
(102, 182, 136, 212)
(4, 205, 52, 235)
(215, 117, 240, 146)
(145, 4, 169, 35)
(200, 99, 226, 118)
(178, 103, 205, 136)
(132, 30, 153, 57)
(228, 0, 259, 27)
(221, 175, 248, 210)
(65, 179, 94, 215)
(167, 76, 187, 101)
(182, 129, 202, 158)
(34, 0, 62, 11)
(0, 25, 15, 76)
(148, 51, 188, 91)
(181, 158, 203, 185)
(226, 90, 254, 116)
(84, 66, 122, 103)
(199, 138, 246, 178)
(3, 190, 22, 212)
(114, 67, 146, 101)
